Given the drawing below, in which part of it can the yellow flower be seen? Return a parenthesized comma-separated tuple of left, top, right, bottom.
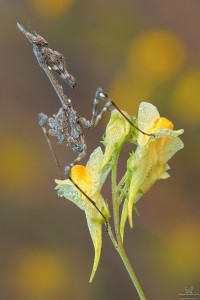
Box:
(120, 102, 184, 237)
(55, 147, 110, 282)
(100, 109, 131, 170)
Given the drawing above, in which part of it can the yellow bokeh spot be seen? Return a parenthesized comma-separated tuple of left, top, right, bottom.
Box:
(0, 136, 38, 193)
(160, 221, 200, 280)
(149, 117, 174, 133)
(71, 165, 92, 195)
(13, 248, 67, 298)
(109, 72, 154, 115)
(172, 70, 200, 123)
(129, 30, 186, 80)
(29, 0, 75, 19)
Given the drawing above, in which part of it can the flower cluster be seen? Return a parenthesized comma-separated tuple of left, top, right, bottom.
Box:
(55, 102, 184, 281)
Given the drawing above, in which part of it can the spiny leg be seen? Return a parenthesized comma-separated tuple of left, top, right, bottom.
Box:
(64, 147, 87, 176)
(38, 112, 62, 179)
(91, 87, 154, 137)
(90, 88, 109, 126)
(42, 65, 72, 110)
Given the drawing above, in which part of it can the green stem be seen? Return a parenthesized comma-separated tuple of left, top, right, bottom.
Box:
(107, 223, 118, 249)
(116, 242, 147, 300)
(110, 152, 147, 300)
(116, 173, 128, 205)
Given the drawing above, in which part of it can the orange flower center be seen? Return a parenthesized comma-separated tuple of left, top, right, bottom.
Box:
(148, 117, 174, 134)
(71, 165, 92, 195)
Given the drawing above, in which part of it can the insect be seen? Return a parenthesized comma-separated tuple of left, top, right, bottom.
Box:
(17, 23, 151, 177)
(17, 23, 152, 223)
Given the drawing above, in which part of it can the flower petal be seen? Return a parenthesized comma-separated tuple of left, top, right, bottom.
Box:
(86, 147, 111, 195)
(71, 165, 92, 196)
(84, 193, 109, 282)
(101, 109, 131, 170)
(151, 129, 184, 163)
(127, 127, 184, 227)
(55, 179, 84, 210)
(137, 102, 160, 146)
(86, 214, 102, 283)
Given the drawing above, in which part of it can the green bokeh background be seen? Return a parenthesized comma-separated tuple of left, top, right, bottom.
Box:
(0, 1, 199, 299)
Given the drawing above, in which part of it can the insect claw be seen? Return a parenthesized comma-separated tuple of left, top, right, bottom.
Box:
(95, 87, 108, 101)
(38, 112, 48, 126)
(66, 74, 76, 89)
(64, 165, 71, 177)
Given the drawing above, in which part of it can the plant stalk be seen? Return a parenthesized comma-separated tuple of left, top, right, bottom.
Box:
(110, 152, 147, 300)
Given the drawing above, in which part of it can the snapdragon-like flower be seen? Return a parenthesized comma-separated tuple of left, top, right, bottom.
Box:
(100, 109, 131, 170)
(55, 147, 110, 282)
(120, 102, 184, 236)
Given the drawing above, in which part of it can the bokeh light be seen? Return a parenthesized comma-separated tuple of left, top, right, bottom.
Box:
(29, 0, 75, 19)
(128, 30, 186, 81)
(12, 247, 68, 299)
(110, 72, 154, 114)
(110, 30, 187, 114)
(172, 70, 200, 123)
(159, 220, 200, 281)
(0, 135, 39, 196)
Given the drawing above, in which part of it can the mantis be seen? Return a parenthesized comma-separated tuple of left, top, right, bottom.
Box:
(17, 23, 152, 224)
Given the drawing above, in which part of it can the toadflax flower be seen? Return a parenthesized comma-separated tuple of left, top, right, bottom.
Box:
(120, 102, 184, 238)
(55, 147, 110, 282)
(100, 109, 131, 170)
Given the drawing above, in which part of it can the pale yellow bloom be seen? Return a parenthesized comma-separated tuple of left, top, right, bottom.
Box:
(121, 102, 184, 236)
(100, 109, 131, 171)
(55, 147, 110, 282)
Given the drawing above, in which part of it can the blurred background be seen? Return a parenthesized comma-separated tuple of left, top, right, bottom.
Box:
(0, 0, 199, 299)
